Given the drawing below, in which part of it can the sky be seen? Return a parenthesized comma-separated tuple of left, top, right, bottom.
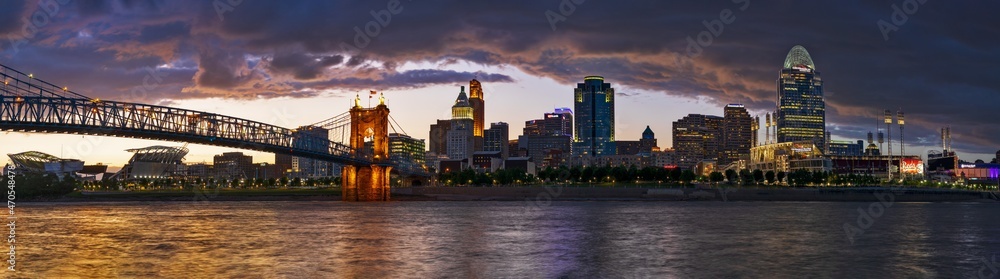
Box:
(1, 0, 999, 168)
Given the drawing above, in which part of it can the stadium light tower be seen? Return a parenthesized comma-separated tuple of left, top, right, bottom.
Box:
(884, 109, 893, 182)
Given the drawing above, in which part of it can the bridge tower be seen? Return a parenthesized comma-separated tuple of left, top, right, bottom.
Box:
(342, 94, 392, 201)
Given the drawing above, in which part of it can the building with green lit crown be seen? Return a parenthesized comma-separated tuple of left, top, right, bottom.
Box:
(776, 45, 826, 153)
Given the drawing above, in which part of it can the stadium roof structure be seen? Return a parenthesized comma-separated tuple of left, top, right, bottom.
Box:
(125, 145, 189, 164)
(7, 151, 83, 172)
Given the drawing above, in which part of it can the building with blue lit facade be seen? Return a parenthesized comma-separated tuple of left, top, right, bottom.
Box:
(573, 76, 616, 158)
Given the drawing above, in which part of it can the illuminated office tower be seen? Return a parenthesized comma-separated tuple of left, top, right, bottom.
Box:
(572, 76, 616, 158)
(776, 45, 826, 152)
(469, 79, 485, 151)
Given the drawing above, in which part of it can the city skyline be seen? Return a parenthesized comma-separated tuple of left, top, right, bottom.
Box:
(2, 1, 999, 167)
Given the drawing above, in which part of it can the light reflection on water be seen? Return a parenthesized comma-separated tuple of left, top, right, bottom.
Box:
(13, 201, 1000, 278)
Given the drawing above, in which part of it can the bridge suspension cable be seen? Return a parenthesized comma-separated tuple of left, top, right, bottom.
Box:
(0, 63, 93, 100)
(307, 111, 350, 128)
(388, 114, 408, 136)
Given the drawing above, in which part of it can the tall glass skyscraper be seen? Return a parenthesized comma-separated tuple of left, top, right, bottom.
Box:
(573, 76, 616, 157)
(776, 45, 826, 152)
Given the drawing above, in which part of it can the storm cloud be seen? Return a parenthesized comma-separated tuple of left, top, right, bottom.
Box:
(1, 0, 997, 155)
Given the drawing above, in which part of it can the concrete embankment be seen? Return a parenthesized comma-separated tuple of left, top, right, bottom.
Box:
(393, 186, 1000, 202)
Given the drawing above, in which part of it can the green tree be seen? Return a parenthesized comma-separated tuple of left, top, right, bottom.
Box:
(812, 171, 826, 185)
(776, 171, 786, 185)
(569, 166, 582, 182)
(752, 170, 764, 184)
(765, 171, 776, 184)
(581, 167, 595, 183)
(738, 169, 752, 186)
(627, 165, 639, 181)
(788, 169, 811, 186)
(612, 166, 628, 182)
(680, 170, 696, 184)
(709, 171, 724, 185)
(724, 169, 737, 185)
(669, 168, 682, 182)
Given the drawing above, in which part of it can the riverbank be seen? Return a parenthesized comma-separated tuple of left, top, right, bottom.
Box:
(22, 186, 999, 203)
(396, 186, 1000, 202)
(26, 188, 430, 202)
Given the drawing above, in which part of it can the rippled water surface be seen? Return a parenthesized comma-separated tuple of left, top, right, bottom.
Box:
(12, 201, 1000, 278)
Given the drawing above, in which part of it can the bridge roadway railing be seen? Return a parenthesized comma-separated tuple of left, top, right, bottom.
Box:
(0, 95, 377, 166)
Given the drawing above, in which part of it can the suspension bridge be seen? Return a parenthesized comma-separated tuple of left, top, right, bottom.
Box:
(0, 63, 425, 201)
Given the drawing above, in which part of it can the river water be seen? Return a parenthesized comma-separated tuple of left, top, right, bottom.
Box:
(11, 201, 1000, 278)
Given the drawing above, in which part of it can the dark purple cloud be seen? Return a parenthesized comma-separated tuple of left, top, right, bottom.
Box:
(0, 0, 997, 156)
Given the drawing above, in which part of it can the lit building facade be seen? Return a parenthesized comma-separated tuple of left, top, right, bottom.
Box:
(472, 151, 503, 172)
(654, 149, 676, 168)
(518, 134, 571, 168)
(447, 86, 475, 161)
(389, 133, 426, 172)
(749, 141, 825, 173)
(286, 125, 338, 178)
(828, 140, 865, 156)
(115, 146, 189, 180)
(484, 122, 509, 158)
(956, 163, 1000, 184)
(673, 114, 723, 171)
(7, 151, 84, 177)
(573, 76, 616, 158)
(776, 45, 826, 152)
(524, 108, 573, 137)
(214, 152, 254, 179)
(722, 104, 753, 167)
(469, 79, 485, 151)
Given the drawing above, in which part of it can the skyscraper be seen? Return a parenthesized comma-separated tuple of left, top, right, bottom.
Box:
(469, 79, 485, 151)
(776, 45, 826, 152)
(546, 108, 573, 137)
(673, 114, 723, 171)
(524, 108, 573, 137)
(447, 86, 475, 161)
(428, 119, 451, 155)
(721, 104, 753, 166)
(484, 122, 509, 158)
(573, 76, 616, 158)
